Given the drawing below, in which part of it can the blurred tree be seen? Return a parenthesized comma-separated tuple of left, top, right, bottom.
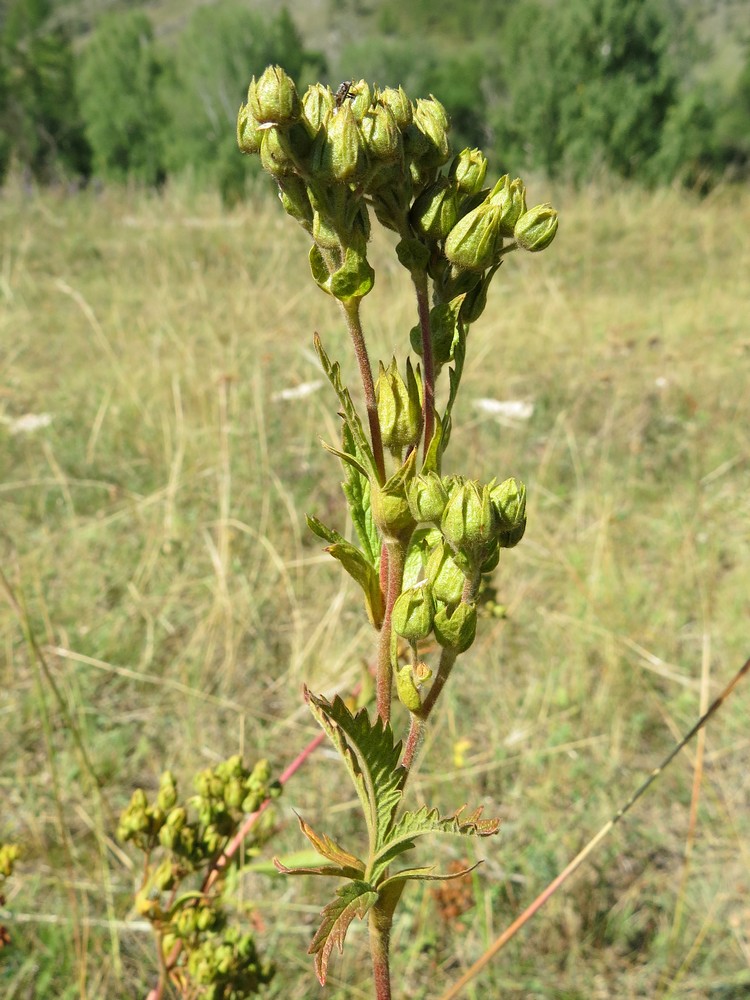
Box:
(76, 11, 167, 186)
(492, 0, 679, 182)
(160, 3, 324, 202)
(0, 0, 90, 183)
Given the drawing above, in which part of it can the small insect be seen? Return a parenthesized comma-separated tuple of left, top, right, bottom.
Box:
(334, 80, 357, 110)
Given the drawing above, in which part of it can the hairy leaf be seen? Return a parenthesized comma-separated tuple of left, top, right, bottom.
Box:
(305, 691, 406, 856)
(341, 421, 380, 565)
(369, 805, 499, 884)
(309, 881, 378, 985)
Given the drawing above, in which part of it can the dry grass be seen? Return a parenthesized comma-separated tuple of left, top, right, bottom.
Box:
(1, 176, 749, 999)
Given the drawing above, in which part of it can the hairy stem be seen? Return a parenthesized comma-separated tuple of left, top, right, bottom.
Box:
(368, 900, 394, 1000)
(376, 539, 406, 723)
(341, 297, 386, 485)
(412, 271, 435, 458)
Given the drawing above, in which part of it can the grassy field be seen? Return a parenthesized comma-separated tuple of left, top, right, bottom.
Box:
(1, 176, 749, 999)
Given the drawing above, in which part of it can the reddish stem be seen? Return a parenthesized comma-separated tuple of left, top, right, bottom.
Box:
(341, 297, 386, 485)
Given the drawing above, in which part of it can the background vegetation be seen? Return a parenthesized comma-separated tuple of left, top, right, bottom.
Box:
(1, 0, 749, 997)
(0, 0, 749, 196)
(2, 176, 749, 997)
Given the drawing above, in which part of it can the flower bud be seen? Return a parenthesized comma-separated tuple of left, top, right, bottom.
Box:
(488, 175, 527, 236)
(441, 479, 494, 555)
(409, 178, 459, 242)
(444, 203, 504, 272)
(371, 451, 418, 539)
(375, 357, 423, 453)
(395, 663, 422, 712)
(379, 86, 412, 130)
(248, 65, 301, 126)
(426, 539, 466, 607)
(360, 103, 402, 165)
(491, 477, 527, 547)
(413, 96, 451, 167)
(157, 771, 177, 812)
(433, 600, 477, 652)
(154, 858, 176, 891)
(302, 82, 333, 135)
(449, 147, 488, 195)
(514, 204, 558, 252)
(237, 103, 261, 155)
(278, 174, 313, 229)
(392, 582, 435, 642)
(407, 472, 448, 523)
(321, 102, 367, 182)
(260, 126, 298, 178)
(348, 79, 372, 122)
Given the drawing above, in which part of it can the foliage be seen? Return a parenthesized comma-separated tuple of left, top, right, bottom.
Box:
(159, 3, 324, 203)
(492, 0, 679, 182)
(76, 11, 168, 186)
(0, 0, 90, 183)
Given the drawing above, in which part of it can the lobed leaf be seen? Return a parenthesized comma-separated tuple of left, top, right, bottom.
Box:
(305, 691, 406, 857)
(309, 881, 378, 985)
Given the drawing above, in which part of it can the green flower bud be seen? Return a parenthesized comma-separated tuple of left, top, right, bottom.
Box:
(259, 126, 297, 178)
(395, 663, 422, 712)
(248, 65, 301, 126)
(491, 477, 527, 547)
(224, 777, 244, 810)
(202, 824, 224, 854)
(197, 905, 216, 931)
(441, 480, 494, 556)
(278, 174, 313, 229)
(157, 771, 177, 811)
(322, 102, 367, 182)
(412, 96, 451, 167)
(176, 907, 198, 938)
(433, 600, 477, 652)
(449, 147, 488, 195)
(360, 103, 402, 165)
(488, 175, 527, 236)
(379, 86, 412, 130)
(426, 539, 466, 606)
(0, 844, 19, 877)
(371, 450, 418, 540)
(514, 204, 558, 252)
(444, 203, 504, 272)
(392, 582, 435, 642)
(237, 103, 261, 155)
(375, 357, 423, 453)
(158, 806, 187, 849)
(153, 858, 176, 891)
(194, 769, 212, 798)
(347, 79, 372, 121)
(409, 178, 459, 242)
(408, 472, 449, 523)
(302, 82, 334, 135)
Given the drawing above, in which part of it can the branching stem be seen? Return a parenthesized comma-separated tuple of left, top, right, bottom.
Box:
(376, 539, 406, 723)
(341, 297, 386, 485)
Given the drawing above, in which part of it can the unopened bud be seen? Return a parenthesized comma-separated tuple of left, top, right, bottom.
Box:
(491, 477, 527, 547)
(433, 600, 477, 652)
(488, 175, 527, 236)
(441, 479, 494, 555)
(410, 178, 459, 242)
(392, 582, 435, 642)
(260, 126, 297, 178)
(323, 102, 367, 182)
(412, 97, 451, 167)
(445, 203, 504, 272)
(408, 472, 448, 523)
(514, 204, 558, 252)
(302, 82, 334, 135)
(360, 103, 402, 165)
(379, 86, 413, 130)
(426, 539, 466, 607)
(157, 771, 177, 811)
(248, 65, 301, 126)
(237, 103, 261, 155)
(449, 147, 488, 195)
(376, 357, 423, 453)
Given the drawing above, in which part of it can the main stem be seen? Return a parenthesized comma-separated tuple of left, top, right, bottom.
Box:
(369, 901, 393, 1000)
(341, 297, 386, 485)
(376, 539, 405, 723)
(412, 271, 435, 458)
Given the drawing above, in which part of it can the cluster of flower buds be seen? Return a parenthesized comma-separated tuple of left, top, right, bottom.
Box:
(118, 757, 280, 997)
(390, 474, 527, 705)
(238, 66, 557, 309)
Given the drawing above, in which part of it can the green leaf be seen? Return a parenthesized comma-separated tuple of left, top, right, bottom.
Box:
(296, 815, 366, 875)
(305, 517, 383, 627)
(305, 690, 406, 856)
(309, 243, 332, 295)
(314, 333, 378, 481)
(309, 881, 378, 985)
(378, 859, 481, 893)
(369, 805, 499, 885)
(442, 312, 467, 432)
(341, 422, 380, 565)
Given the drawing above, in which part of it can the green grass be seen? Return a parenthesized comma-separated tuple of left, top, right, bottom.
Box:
(1, 176, 749, 999)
